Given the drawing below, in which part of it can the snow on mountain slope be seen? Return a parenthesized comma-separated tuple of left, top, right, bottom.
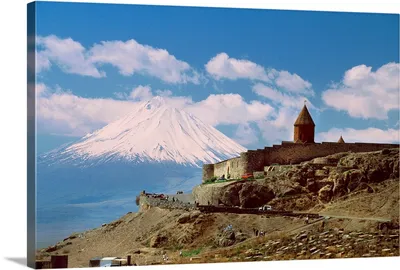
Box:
(44, 96, 247, 167)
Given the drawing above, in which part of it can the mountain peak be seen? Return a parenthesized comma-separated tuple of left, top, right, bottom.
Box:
(50, 98, 247, 167)
(143, 96, 168, 110)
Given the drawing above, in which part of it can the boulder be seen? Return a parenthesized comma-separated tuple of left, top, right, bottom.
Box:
(189, 211, 201, 220)
(354, 182, 374, 193)
(235, 232, 248, 242)
(306, 178, 318, 193)
(238, 182, 275, 208)
(280, 183, 305, 197)
(291, 174, 306, 186)
(318, 185, 333, 203)
(338, 150, 398, 184)
(220, 183, 242, 206)
(331, 173, 347, 198)
(315, 170, 328, 178)
(219, 182, 275, 208)
(177, 213, 191, 224)
(344, 169, 367, 192)
(216, 230, 236, 247)
(305, 170, 315, 178)
(218, 238, 236, 247)
(365, 164, 392, 183)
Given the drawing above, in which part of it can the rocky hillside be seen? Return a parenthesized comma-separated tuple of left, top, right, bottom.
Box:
(194, 148, 399, 213)
(36, 148, 399, 268)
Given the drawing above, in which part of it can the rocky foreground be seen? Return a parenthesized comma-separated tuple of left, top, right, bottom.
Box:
(36, 149, 400, 268)
(188, 226, 399, 264)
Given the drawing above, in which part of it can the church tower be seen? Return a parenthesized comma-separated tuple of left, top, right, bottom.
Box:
(294, 104, 315, 143)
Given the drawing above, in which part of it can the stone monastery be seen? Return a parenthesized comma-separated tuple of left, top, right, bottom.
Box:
(202, 104, 398, 182)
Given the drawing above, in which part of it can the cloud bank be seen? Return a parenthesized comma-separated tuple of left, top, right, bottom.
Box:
(35, 34, 398, 146)
(322, 63, 399, 120)
(317, 127, 399, 144)
(36, 84, 274, 137)
(205, 53, 313, 95)
(36, 35, 201, 84)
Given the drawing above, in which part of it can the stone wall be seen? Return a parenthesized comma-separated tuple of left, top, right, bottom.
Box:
(202, 142, 398, 181)
(264, 142, 399, 166)
(264, 164, 300, 178)
(202, 164, 215, 182)
(138, 195, 196, 212)
(210, 156, 243, 181)
(213, 161, 229, 180)
(246, 149, 266, 173)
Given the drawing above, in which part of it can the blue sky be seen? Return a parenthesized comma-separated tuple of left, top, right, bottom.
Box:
(34, 2, 399, 153)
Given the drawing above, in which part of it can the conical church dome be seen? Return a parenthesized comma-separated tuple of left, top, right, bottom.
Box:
(294, 105, 315, 126)
(293, 104, 315, 143)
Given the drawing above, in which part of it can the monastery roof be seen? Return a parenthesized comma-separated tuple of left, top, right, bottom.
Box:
(294, 105, 315, 126)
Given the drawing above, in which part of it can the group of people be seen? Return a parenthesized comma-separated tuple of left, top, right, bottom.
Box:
(224, 224, 233, 231)
(162, 254, 169, 261)
(218, 174, 231, 180)
(253, 228, 265, 237)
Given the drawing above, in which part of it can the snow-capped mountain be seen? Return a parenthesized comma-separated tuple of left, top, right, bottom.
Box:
(40, 96, 246, 167)
(37, 96, 247, 246)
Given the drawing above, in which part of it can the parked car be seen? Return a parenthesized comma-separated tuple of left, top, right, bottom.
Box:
(241, 173, 254, 180)
(258, 205, 272, 211)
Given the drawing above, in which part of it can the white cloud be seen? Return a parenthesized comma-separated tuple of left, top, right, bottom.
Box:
(113, 92, 127, 100)
(89, 39, 201, 84)
(114, 85, 190, 108)
(186, 94, 274, 126)
(251, 79, 316, 144)
(37, 84, 274, 137)
(36, 83, 48, 96)
(252, 83, 313, 109)
(128, 85, 153, 101)
(274, 70, 313, 95)
(155, 89, 173, 97)
(317, 127, 399, 144)
(105, 89, 275, 128)
(257, 107, 298, 144)
(205, 53, 313, 94)
(233, 124, 259, 146)
(37, 86, 136, 136)
(205, 53, 270, 81)
(36, 50, 52, 73)
(252, 76, 316, 144)
(37, 35, 105, 78)
(36, 35, 201, 84)
(322, 62, 400, 120)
